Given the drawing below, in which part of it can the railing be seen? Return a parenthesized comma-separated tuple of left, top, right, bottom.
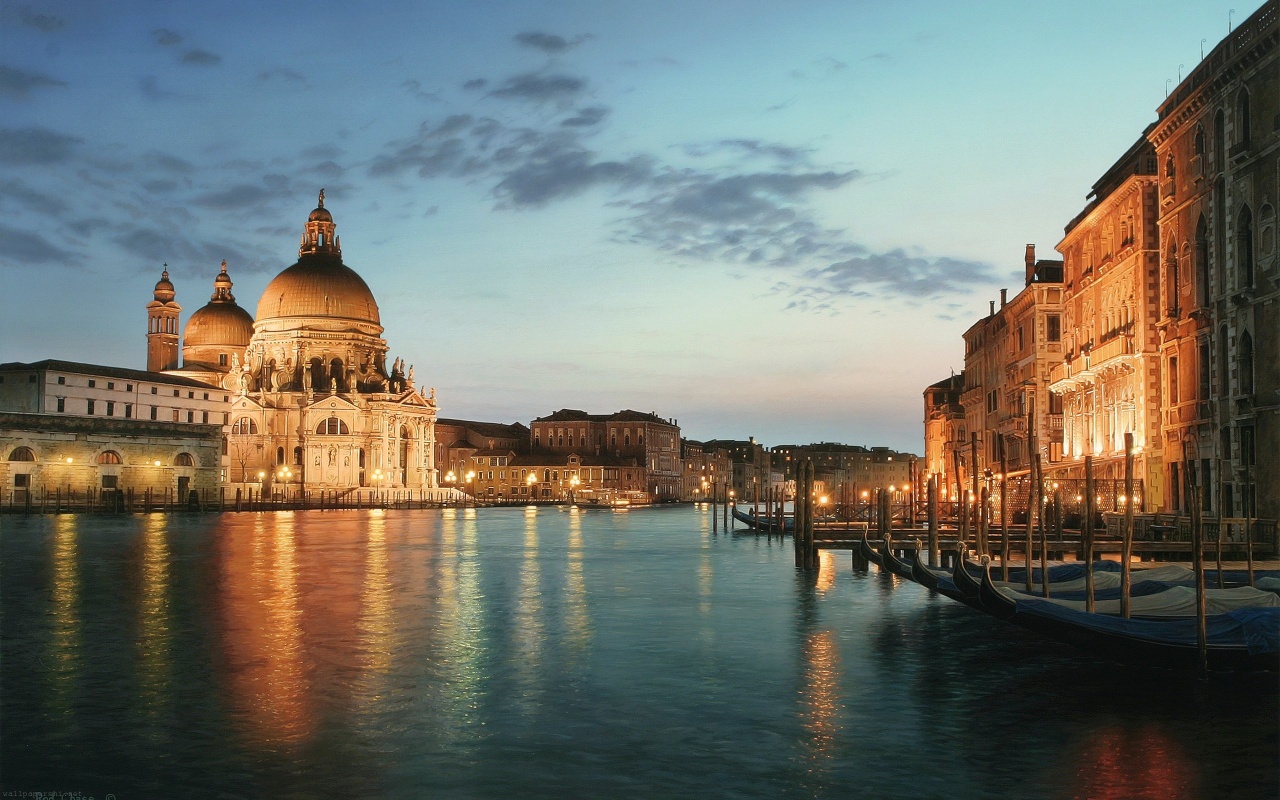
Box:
(1087, 335, 1132, 368)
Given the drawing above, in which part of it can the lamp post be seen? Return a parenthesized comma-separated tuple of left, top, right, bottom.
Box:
(569, 474, 580, 505)
(277, 466, 293, 502)
(444, 470, 456, 505)
(526, 472, 536, 504)
(465, 470, 475, 506)
(373, 468, 384, 504)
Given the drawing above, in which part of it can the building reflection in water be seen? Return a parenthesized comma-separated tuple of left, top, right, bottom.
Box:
(137, 513, 174, 730)
(435, 507, 485, 737)
(802, 628, 841, 767)
(354, 512, 394, 723)
(815, 549, 836, 594)
(48, 514, 80, 718)
(1067, 725, 1195, 799)
(513, 507, 544, 717)
(564, 508, 590, 656)
(216, 511, 312, 747)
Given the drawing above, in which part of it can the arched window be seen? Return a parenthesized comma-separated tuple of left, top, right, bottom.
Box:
(568, 434, 574, 448)
(97, 450, 122, 465)
(1164, 153, 1175, 181)
(8, 446, 34, 462)
(1240, 331, 1254, 395)
(315, 416, 349, 435)
(276, 446, 285, 464)
(293, 446, 303, 466)
(543, 469, 551, 482)
(1164, 238, 1179, 317)
(1193, 125, 1205, 157)
(623, 432, 631, 446)
(1236, 88, 1251, 148)
(310, 357, 325, 392)
(1238, 205, 1254, 288)
(329, 358, 344, 391)
(231, 417, 258, 435)
(1195, 215, 1209, 307)
(174, 452, 195, 467)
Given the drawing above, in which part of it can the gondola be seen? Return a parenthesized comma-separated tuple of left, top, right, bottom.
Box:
(731, 507, 793, 534)
(980, 562, 1280, 672)
(911, 550, 941, 590)
(859, 528, 883, 568)
(879, 538, 916, 579)
(951, 554, 983, 600)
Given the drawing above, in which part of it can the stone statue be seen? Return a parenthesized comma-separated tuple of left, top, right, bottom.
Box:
(429, 387, 436, 405)
(318, 187, 325, 207)
(330, 377, 338, 394)
(408, 365, 415, 383)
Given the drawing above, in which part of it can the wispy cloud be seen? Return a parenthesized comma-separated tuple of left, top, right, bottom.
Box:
(0, 223, 77, 266)
(487, 73, 586, 104)
(18, 6, 65, 32)
(513, 32, 592, 54)
(0, 126, 80, 164)
(152, 28, 182, 47)
(181, 49, 222, 66)
(0, 64, 67, 98)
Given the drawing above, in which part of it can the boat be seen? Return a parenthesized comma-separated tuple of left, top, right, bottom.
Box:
(951, 555, 984, 600)
(731, 507, 793, 534)
(979, 563, 1280, 671)
(879, 538, 916, 579)
(859, 528, 883, 568)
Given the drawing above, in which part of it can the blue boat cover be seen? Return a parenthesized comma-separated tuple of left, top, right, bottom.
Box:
(1015, 596, 1280, 654)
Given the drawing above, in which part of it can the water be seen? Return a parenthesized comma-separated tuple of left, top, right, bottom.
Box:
(1, 506, 1276, 800)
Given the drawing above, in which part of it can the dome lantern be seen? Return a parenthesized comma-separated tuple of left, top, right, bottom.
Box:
(300, 187, 340, 258)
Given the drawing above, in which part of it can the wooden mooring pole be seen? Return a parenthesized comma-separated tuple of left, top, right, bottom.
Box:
(1122, 435, 1134, 618)
(1037, 453, 1048, 599)
(927, 475, 939, 567)
(1084, 455, 1095, 613)
(1188, 456, 1208, 679)
(999, 446, 1008, 581)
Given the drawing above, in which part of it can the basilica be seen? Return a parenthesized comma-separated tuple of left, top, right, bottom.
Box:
(149, 191, 440, 494)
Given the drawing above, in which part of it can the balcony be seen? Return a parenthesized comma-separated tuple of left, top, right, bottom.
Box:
(1230, 140, 1251, 162)
(1160, 178, 1176, 208)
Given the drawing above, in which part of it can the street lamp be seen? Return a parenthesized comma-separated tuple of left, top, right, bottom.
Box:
(569, 474, 580, 505)
(526, 472, 536, 504)
(465, 470, 475, 505)
(277, 466, 293, 500)
(373, 468, 384, 503)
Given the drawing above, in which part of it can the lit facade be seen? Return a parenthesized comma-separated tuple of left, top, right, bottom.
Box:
(1049, 137, 1164, 506)
(531, 409, 682, 500)
(1148, 3, 1279, 519)
(923, 373, 966, 501)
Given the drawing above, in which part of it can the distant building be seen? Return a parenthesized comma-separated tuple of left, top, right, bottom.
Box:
(1148, 3, 1278, 519)
(960, 246, 1065, 503)
(923, 373, 966, 502)
(434, 418, 530, 489)
(0, 360, 226, 503)
(679, 439, 733, 500)
(531, 409, 682, 500)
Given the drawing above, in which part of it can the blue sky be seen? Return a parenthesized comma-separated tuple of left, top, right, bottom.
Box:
(0, 0, 1261, 452)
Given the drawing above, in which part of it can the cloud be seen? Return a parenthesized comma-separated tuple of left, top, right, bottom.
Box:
(191, 183, 275, 210)
(152, 28, 182, 46)
(143, 152, 196, 173)
(462, 78, 486, 91)
(139, 75, 193, 101)
(513, 32, 591, 54)
(0, 223, 77, 266)
(400, 79, 439, 102)
(804, 249, 996, 298)
(494, 140, 652, 207)
(181, 49, 221, 66)
(487, 73, 585, 104)
(0, 64, 66, 97)
(0, 126, 80, 163)
(302, 160, 345, 180)
(259, 67, 306, 84)
(684, 139, 811, 164)
(18, 6, 65, 32)
(0, 178, 67, 215)
(562, 106, 608, 127)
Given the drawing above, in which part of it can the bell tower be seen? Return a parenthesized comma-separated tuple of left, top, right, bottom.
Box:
(146, 266, 181, 372)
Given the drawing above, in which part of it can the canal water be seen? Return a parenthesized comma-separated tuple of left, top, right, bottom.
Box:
(1, 506, 1276, 799)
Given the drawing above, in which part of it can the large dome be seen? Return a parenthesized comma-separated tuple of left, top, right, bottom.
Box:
(185, 301, 254, 347)
(255, 254, 381, 325)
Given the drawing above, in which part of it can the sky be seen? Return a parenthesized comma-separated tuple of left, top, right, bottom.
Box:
(0, 0, 1263, 453)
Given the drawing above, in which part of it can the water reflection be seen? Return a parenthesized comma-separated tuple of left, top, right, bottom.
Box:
(137, 514, 173, 731)
(355, 512, 393, 721)
(217, 511, 312, 746)
(514, 507, 545, 717)
(47, 514, 79, 718)
(1068, 724, 1196, 799)
(565, 508, 590, 655)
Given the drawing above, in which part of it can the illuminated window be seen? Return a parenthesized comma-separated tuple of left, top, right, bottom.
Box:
(175, 453, 195, 467)
(315, 417, 349, 435)
(231, 417, 258, 435)
(8, 447, 34, 462)
(97, 450, 122, 465)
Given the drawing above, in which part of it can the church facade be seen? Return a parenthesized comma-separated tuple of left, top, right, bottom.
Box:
(152, 192, 440, 495)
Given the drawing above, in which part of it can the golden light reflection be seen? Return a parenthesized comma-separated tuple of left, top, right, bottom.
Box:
(435, 511, 484, 733)
(137, 514, 173, 725)
(565, 509, 590, 654)
(355, 513, 394, 718)
(514, 509, 544, 716)
(48, 514, 80, 715)
(1068, 724, 1196, 799)
(816, 549, 835, 594)
(218, 512, 313, 747)
(802, 629, 841, 766)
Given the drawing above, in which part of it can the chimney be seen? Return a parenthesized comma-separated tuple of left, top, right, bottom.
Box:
(1025, 244, 1036, 286)
(1000, 288, 1008, 307)
(989, 300, 995, 317)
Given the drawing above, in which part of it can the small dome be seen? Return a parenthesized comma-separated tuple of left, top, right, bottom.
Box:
(185, 301, 254, 348)
(256, 254, 380, 325)
(153, 269, 175, 303)
(308, 206, 333, 223)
